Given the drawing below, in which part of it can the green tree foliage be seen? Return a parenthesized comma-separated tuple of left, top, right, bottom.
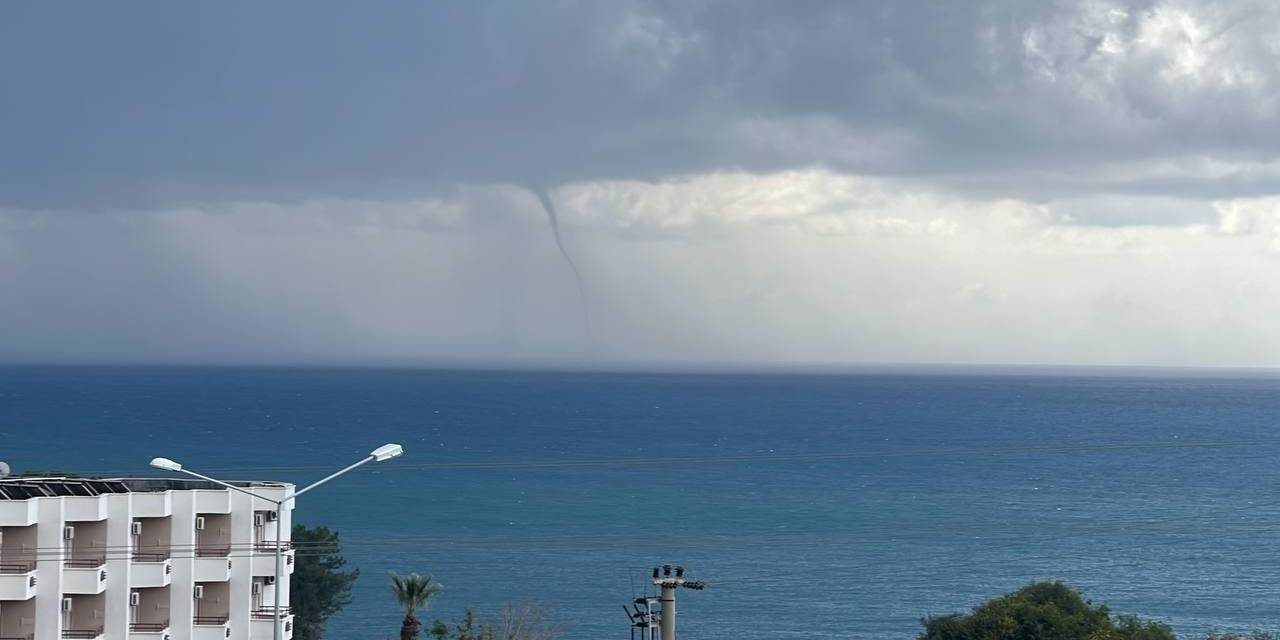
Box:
(454, 609, 482, 640)
(430, 605, 564, 640)
(291, 524, 359, 640)
(391, 572, 444, 640)
(430, 609, 482, 640)
(430, 618, 451, 640)
(918, 581, 1175, 640)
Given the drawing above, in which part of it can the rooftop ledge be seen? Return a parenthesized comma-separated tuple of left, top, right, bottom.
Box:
(0, 477, 290, 501)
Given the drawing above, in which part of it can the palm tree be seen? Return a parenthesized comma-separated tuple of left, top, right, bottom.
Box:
(391, 572, 443, 640)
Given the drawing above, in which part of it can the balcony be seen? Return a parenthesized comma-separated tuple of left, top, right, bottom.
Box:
(62, 496, 107, 522)
(0, 500, 36, 527)
(251, 606, 291, 618)
(254, 540, 292, 552)
(251, 541, 295, 576)
(128, 621, 169, 640)
(193, 490, 230, 514)
(192, 616, 229, 640)
(61, 630, 103, 640)
(64, 558, 106, 568)
(194, 551, 232, 582)
(129, 555, 172, 588)
(250, 609, 294, 640)
(0, 562, 36, 600)
(62, 560, 107, 595)
(130, 493, 171, 518)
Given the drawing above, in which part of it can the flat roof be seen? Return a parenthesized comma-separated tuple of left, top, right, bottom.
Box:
(0, 476, 288, 501)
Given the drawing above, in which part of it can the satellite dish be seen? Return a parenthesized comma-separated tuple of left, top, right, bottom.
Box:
(0, 461, 10, 479)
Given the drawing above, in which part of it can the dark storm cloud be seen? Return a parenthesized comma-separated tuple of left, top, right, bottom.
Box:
(4, 0, 1279, 211)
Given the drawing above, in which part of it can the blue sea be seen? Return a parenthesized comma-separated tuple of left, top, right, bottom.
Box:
(4, 366, 1280, 639)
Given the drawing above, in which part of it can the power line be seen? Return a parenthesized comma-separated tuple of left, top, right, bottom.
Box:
(3, 550, 341, 563)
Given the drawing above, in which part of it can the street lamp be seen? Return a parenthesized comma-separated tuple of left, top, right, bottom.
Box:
(149, 443, 404, 640)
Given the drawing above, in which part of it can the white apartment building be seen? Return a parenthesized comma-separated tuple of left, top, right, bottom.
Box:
(0, 477, 296, 640)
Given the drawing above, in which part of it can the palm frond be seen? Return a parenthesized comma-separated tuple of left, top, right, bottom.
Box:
(390, 571, 443, 615)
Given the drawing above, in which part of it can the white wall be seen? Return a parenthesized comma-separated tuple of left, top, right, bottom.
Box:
(170, 490, 198, 639)
(33, 497, 64, 640)
(104, 493, 132, 639)
(136, 586, 170, 626)
(0, 523, 37, 567)
(67, 593, 105, 632)
(0, 599, 36, 638)
(68, 519, 107, 563)
(135, 516, 172, 556)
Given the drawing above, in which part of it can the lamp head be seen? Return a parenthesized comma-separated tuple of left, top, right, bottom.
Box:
(149, 457, 183, 472)
(370, 443, 404, 462)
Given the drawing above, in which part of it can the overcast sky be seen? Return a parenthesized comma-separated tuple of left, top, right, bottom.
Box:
(3, 0, 1280, 368)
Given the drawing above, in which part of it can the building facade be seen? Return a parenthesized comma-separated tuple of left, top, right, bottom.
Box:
(0, 477, 295, 640)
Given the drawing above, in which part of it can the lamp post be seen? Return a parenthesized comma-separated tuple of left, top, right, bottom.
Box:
(150, 443, 404, 640)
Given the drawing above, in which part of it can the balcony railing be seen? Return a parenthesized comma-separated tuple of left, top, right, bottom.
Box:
(0, 562, 33, 573)
(63, 558, 106, 568)
(61, 630, 103, 639)
(251, 606, 292, 618)
(131, 551, 170, 562)
(129, 622, 168, 632)
(193, 616, 228, 626)
(253, 540, 294, 552)
(194, 546, 231, 558)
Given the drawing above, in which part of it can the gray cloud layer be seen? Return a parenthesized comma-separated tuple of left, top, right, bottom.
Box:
(6, 1, 1280, 210)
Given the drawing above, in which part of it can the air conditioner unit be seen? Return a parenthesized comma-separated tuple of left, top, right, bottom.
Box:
(194, 585, 205, 599)
(263, 576, 275, 585)
(254, 513, 264, 527)
(62, 598, 73, 612)
(63, 526, 75, 540)
(195, 517, 206, 531)
(251, 582, 261, 595)
(265, 510, 277, 522)
(130, 592, 141, 606)
(131, 521, 143, 535)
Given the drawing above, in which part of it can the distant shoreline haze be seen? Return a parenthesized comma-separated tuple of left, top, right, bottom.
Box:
(2, 361, 1280, 379)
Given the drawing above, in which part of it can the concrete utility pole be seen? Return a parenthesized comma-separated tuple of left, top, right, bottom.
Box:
(650, 565, 706, 640)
